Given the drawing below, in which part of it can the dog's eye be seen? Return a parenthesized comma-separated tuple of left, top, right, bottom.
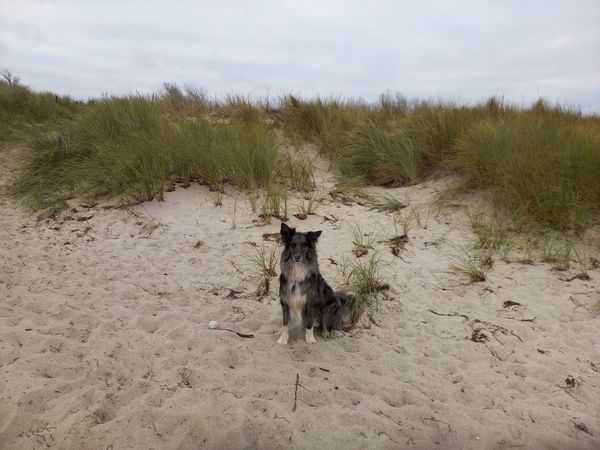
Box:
(290, 242, 297, 248)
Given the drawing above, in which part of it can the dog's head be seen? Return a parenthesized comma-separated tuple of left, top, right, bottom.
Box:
(280, 223, 321, 264)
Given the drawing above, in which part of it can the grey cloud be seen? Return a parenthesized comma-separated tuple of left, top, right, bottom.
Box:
(0, 0, 598, 111)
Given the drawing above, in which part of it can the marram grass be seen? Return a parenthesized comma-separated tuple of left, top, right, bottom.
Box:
(12, 96, 280, 211)
(5, 76, 600, 231)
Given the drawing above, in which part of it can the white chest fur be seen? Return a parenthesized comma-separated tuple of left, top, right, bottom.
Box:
(287, 286, 306, 327)
(284, 263, 310, 328)
(286, 263, 309, 283)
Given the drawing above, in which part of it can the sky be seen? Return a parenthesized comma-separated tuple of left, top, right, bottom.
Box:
(1, 0, 599, 111)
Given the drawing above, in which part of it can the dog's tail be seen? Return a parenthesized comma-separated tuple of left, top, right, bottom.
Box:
(322, 289, 355, 332)
(334, 289, 355, 305)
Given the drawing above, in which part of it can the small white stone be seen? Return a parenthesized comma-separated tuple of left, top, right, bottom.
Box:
(208, 320, 219, 330)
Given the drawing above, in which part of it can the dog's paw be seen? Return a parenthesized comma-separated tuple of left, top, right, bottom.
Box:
(277, 335, 289, 345)
(330, 330, 345, 338)
(305, 335, 317, 344)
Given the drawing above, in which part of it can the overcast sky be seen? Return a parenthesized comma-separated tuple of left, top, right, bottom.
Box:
(1, 0, 599, 111)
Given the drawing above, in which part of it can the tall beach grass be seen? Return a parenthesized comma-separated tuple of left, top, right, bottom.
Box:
(4, 74, 599, 231)
(12, 95, 280, 211)
(279, 95, 600, 229)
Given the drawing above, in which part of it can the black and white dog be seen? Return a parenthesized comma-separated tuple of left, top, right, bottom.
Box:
(277, 223, 351, 345)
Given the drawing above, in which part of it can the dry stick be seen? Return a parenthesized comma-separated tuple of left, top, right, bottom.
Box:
(274, 414, 290, 424)
(562, 273, 591, 282)
(483, 343, 503, 361)
(218, 328, 254, 338)
(293, 373, 300, 412)
(427, 309, 469, 321)
(291, 374, 308, 412)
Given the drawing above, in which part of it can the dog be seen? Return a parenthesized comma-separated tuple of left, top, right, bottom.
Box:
(277, 222, 352, 345)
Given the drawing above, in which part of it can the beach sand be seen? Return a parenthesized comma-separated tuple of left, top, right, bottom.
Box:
(1, 146, 599, 449)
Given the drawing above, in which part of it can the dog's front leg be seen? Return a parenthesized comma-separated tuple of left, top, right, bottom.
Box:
(304, 311, 317, 344)
(277, 302, 290, 345)
(305, 325, 317, 344)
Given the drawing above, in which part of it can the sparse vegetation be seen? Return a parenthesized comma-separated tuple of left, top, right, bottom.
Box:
(250, 243, 278, 297)
(592, 300, 600, 319)
(540, 239, 572, 266)
(295, 194, 322, 219)
(469, 212, 512, 251)
(448, 248, 488, 283)
(278, 150, 316, 192)
(210, 185, 225, 206)
(351, 225, 375, 258)
(367, 194, 407, 212)
(395, 211, 413, 237)
(259, 186, 288, 222)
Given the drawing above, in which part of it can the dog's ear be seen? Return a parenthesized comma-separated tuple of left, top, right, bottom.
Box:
(280, 223, 295, 244)
(307, 230, 322, 243)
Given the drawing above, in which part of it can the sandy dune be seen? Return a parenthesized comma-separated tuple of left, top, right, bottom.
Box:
(1, 146, 599, 449)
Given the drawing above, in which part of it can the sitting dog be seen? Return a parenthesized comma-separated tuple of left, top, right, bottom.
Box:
(277, 223, 352, 345)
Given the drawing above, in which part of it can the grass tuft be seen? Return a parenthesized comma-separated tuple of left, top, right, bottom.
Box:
(251, 243, 278, 297)
(448, 248, 488, 283)
(342, 254, 385, 318)
(351, 225, 375, 258)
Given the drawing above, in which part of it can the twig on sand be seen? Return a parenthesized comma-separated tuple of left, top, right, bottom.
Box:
(292, 373, 308, 412)
(293, 374, 300, 412)
(483, 343, 503, 361)
(218, 328, 254, 338)
(561, 273, 591, 282)
(470, 319, 523, 343)
(572, 419, 593, 436)
(427, 309, 469, 321)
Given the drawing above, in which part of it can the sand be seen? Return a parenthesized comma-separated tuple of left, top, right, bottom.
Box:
(1, 146, 599, 449)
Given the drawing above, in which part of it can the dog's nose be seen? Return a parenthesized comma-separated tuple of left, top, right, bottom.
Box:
(294, 255, 301, 262)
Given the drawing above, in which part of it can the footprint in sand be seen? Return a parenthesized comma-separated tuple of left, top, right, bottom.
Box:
(91, 396, 119, 426)
(215, 348, 245, 369)
(383, 389, 418, 408)
(137, 316, 160, 333)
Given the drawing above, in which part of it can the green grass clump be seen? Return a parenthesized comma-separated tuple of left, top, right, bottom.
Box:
(0, 79, 78, 144)
(280, 97, 483, 187)
(156, 83, 211, 117)
(277, 150, 315, 192)
(453, 114, 600, 229)
(279, 95, 329, 143)
(448, 248, 488, 283)
(343, 254, 385, 318)
(13, 96, 172, 209)
(330, 120, 421, 185)
(13, 96, 279, 212)
(250, 243, 278, 297)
